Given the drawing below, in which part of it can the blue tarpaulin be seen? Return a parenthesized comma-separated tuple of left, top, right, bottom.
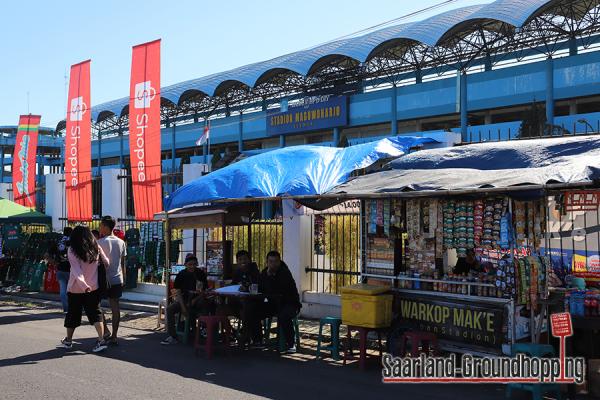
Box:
(165, 136, 434, 210)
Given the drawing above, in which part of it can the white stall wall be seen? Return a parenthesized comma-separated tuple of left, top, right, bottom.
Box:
(101, 169, 128, 223)
(45, 173, 66, 231)
(0, 182, 11, 200)
(182, 164, 209, 263)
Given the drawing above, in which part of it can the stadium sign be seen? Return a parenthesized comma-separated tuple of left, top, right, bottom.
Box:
(267, 95, 347, 136)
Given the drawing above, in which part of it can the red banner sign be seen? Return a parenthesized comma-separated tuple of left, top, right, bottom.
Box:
(565, 190, 600, 211)
(129, 39, 162, 221)
(65, 60, 92, 221)
(12, 115, 41, 207)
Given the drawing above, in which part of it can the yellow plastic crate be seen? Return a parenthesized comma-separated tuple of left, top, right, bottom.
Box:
(341, 291, 393, 328)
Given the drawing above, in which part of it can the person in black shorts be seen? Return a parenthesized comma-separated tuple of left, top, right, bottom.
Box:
(57, 225, 110, 353)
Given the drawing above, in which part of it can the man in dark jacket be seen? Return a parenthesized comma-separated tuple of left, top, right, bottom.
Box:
(259, 250, 301, 353)
(232, 250, 260, 290)
(231, 250, 262, 347)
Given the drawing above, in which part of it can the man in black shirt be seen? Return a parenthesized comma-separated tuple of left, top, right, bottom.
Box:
(259, 250, 301, 354)
(56, 227, 72, 313)
(161, 254, 209, 345)
(231, 250, 262, 347)
(232, 250, 260, 290)
(454, 249, 482, 275)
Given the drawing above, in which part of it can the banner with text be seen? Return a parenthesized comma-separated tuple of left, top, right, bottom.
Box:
(267, 95, 347, 136)
(395, 292, 506, 349)
(65, 60, 92, 221)
(129, 39, 162, 221)
(12, 115, 41, 207)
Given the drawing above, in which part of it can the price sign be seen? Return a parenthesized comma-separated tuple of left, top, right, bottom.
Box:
(551, 312, 573, 337)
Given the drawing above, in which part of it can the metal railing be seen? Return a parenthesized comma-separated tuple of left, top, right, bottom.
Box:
(306, 213, 361, 294)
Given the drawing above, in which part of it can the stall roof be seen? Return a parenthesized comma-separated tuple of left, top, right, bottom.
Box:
(323, 136, 600, 198)
(0, 198, 51, 225)
(155, 203, 261, 229)
(164, 136, 435, 210)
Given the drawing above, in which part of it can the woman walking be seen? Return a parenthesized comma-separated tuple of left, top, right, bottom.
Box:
(57, 225, 110, 353)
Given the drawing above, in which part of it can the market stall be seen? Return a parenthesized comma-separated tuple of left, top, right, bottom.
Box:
(0, 197, 52, 287)
(155, 202, 262, 300)
(321, 135, 600, 356)
(159, 136, 433, 301)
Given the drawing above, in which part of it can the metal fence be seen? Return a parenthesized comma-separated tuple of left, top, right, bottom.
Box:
(307, 213, 361, 294)
(211, 220, 283, 268)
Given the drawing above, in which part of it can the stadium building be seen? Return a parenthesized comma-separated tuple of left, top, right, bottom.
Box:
(2, 0, 600, 220)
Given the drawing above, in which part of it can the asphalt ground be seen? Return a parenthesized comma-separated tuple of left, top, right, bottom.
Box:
(0, 300, 538, 400)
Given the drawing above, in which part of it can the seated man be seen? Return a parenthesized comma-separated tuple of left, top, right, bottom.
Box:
(453, 249, 482, 275)
(231, 250, 261, 347)
(161, 254, 209, 345)
(259, 250, 302, 354)
(232, 250, 260, 290)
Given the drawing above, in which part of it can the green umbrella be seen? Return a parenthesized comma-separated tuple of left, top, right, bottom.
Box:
(0, 197, 51, 225)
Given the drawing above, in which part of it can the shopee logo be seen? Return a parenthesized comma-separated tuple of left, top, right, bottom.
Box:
(70, 96, 87, 121)
(134, 81, 156, 109)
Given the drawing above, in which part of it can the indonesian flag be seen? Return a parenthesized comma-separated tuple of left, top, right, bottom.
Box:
(196, 121, 210, 146)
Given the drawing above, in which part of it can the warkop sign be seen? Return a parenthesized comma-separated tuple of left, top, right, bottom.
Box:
(395, 292, 505, 349)
(128, 39, 162, 221)
(65, 60, 92, 221)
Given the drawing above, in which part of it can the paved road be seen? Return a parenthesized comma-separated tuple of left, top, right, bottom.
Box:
(0, 302, 510, 400)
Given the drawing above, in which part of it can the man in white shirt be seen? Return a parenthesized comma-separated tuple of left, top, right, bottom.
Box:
(98, 215, 127, 345)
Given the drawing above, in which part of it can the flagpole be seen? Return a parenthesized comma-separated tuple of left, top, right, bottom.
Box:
(207, 126, 211, 171)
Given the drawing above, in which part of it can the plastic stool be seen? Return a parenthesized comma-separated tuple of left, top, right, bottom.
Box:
(264, 316, 301, 352)
(175, 311, 193, 345)
(316, 317, 342, 360)
(343, 325, 385, 370)
(157, 299, 167, 328)
(399, 331, 439, 357)
(506, 344, 561, 400)
(195, 315, 233, 359)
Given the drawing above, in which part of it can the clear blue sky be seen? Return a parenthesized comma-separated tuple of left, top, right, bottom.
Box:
(0, 0, 491, 129)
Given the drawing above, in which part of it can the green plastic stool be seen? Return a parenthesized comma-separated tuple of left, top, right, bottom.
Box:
(175, 311, 194, 344)
(506, 343, 562, 400)
(264, 316, 300, 351)
(316, 316, 341, 360)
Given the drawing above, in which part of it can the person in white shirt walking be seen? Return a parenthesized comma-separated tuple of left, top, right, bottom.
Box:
(98, 215, 127, 345)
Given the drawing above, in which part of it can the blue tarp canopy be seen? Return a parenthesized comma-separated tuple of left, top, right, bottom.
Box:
(325, 136, 600, 198)
(164, 136, 435, 210)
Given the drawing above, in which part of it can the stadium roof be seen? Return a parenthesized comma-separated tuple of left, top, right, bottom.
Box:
(91, 0, 592, 122)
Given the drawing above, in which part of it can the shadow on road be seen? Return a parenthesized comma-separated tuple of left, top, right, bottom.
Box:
(0, 304, 508, 400)
(0, 346, 89, 368)
(94, 330, 506, 400)
(0, 311, 60, 326)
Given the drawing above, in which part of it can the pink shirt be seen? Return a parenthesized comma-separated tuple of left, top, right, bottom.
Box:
(67, 247, 109, 294)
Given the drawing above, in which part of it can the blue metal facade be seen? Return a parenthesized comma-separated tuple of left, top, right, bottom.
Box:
(80, 50, 600, 161)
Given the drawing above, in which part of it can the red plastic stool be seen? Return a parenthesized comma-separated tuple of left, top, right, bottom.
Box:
(195, 315, 233, 359)
(343, 325, 386, 370)
(399, 331, 439, 357)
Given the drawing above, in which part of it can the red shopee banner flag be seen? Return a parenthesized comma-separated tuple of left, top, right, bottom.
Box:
(129, 39, 162, 221)
(12, 115, 41, 207)
(65, 60, 92, 221)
